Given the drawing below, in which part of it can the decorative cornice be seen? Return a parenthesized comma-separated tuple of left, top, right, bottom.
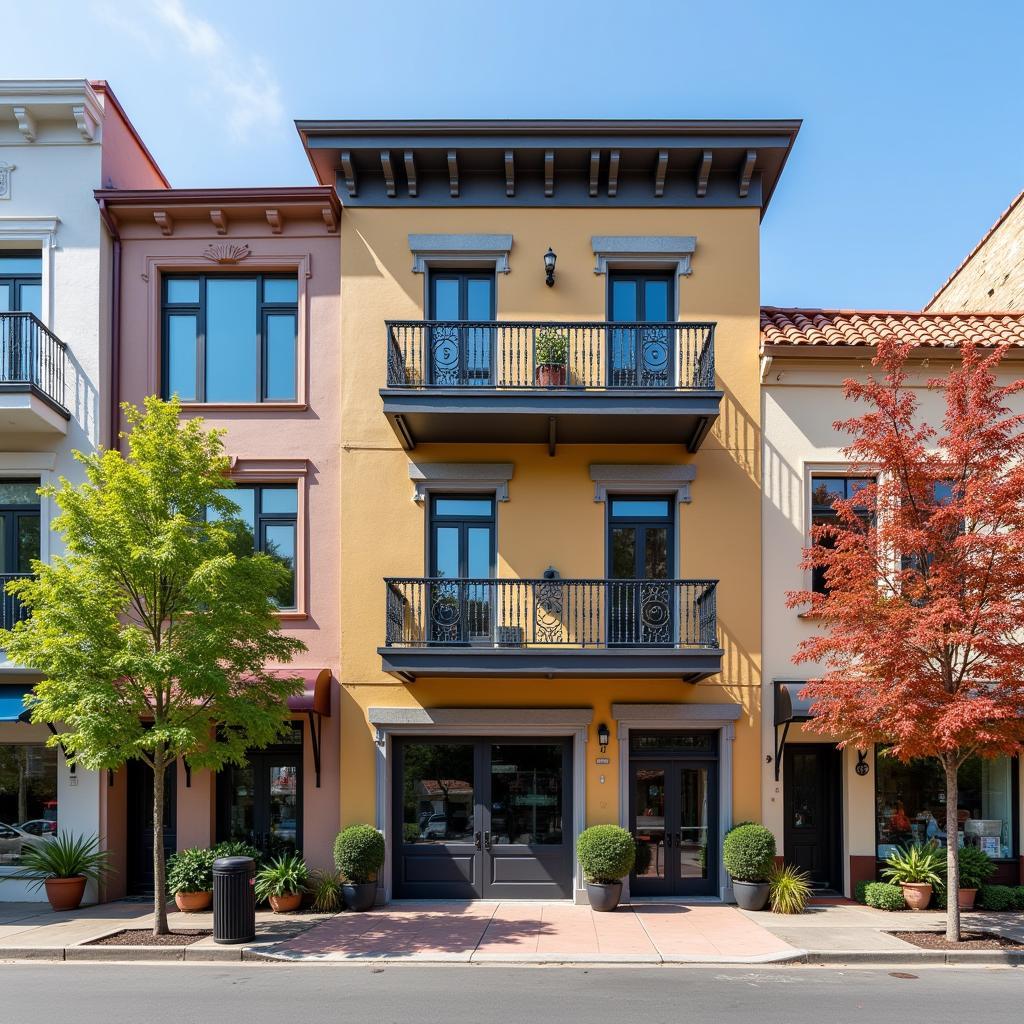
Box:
(589, 464, 697, 504)
(591, 235, 696, 276)
(72, 104, 98, 142)
(203, 242, 251, 264)
(408, 462, 514, 503)
(12, 107, 36, 142)
(408, 233, 513, 274)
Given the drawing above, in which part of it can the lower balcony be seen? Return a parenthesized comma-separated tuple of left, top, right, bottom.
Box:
(0, 313, 70, 433)
(380, 577, 722, 682)
(0, 573, 31, 632)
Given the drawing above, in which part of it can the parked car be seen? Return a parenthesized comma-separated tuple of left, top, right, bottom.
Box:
(0, 822, 48, 864)
(18, 819, 58, 839)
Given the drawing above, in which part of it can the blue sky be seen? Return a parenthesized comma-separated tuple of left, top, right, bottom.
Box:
(12, 0, 1023, 309)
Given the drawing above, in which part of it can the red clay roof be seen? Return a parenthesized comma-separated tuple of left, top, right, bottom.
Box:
(761, 307, 1024, 349)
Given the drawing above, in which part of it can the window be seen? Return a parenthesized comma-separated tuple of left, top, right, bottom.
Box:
(608, 271, 674, 388)
(875, 751, 1017, 861)
(162, 274, 298, 403)
(427, 271, 495, 386)
(0, 744, 58, 865)
(209, 485, 298, 609)
(810, 476, 873, 594)
(0, 253, 42, 318)
(0, 480, 40, 575)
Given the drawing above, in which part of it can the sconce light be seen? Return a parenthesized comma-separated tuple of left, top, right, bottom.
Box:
(597, 722, 610, 752)
(543, 247, 557, 287)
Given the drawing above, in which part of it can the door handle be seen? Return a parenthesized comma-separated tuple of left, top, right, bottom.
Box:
(483, 830, 491, 850)
(665, 832, 672, 849)
(474, 831, 481, 850)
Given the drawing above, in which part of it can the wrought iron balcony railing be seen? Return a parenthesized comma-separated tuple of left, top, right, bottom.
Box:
(1, 573, 32, 632)
(0, 313, 68, 413)
(384, 577, 718, 650)
(385, 321, 715, 391)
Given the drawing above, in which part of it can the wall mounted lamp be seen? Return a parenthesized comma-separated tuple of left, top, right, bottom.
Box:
(597, 722, 610, 752)
(543, 247, 557, 287)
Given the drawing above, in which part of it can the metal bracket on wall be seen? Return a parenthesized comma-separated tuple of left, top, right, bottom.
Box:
(773, 720, 790, 782)
(45, 722, 75, 775)
(307, 709, 323, 788)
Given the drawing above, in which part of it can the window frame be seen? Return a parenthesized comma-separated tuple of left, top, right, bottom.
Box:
(161, 272, 299, 405)
(808, 473, 875, 596)
(0, 251, 43, 317)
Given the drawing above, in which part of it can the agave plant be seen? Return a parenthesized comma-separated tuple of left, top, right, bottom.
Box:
(254, 853, 309, 902)
(305, 868, 344, 913)
(8, 833, 112, 891)
(769, 864, 813, 914)
(881, 843, 945, 887)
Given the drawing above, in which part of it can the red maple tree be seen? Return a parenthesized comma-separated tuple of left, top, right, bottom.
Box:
(788, 338, 1024, 940)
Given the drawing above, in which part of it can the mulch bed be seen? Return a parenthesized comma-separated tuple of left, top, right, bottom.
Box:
(889, 930, 1024, 951)
(87, 928, 211, 947)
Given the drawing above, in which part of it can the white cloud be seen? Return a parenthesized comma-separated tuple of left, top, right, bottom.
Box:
(94, 0, 284, 144)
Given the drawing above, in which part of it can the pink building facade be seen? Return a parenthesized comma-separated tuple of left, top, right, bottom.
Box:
(97, 187, 342, 897)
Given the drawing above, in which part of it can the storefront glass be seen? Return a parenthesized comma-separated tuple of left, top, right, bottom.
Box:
(0, 744, 58, 865)
(875, 751, 1016, 860)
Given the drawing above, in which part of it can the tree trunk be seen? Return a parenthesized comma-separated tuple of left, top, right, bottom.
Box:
(152, 749, 169, 937)
(943, 755, 960, 943)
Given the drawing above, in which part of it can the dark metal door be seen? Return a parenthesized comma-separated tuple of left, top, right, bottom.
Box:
(393, 737, 572, 900)
(783, 745, 842, 890)
(126, 759, 177, 896)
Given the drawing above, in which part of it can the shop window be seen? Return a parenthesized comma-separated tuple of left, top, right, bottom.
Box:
(875, 750, 1017, 860)
(0, 744, 58, 865)
(162, 274, 298, 403)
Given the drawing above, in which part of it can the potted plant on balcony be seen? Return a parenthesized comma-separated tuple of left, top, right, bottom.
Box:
(334, 824, 385, 912)
(955, 845, 995, 910)
(255, 852, 309, 913)
(9, 832, 112, 912)
(167, 847, 215, 912)
(723, 823, 776, 911)
(881, 843, 945, 911)
(577, 824, 636, 911)
(534, 328, 568, 387)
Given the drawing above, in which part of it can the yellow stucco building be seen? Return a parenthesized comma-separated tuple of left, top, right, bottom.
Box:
(299, 120, 799, 901)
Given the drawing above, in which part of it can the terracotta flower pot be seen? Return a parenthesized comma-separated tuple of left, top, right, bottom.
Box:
(44, 876, 87, 912)
(535, 364, 566, 387)
(958, 887, 978, 911)
(900, 882, 932, 911)
(268, 891, 302, 914)
(175, 890, 212, 913)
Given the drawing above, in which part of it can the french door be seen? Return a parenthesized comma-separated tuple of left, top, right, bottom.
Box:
(630, 753, 718, 897)
(393, 737, 572, 899)
(607, 495, 674, 645)
(429, 495, 495, 644)
(608, 271, 674, 388)
(428, 271, 496, 386)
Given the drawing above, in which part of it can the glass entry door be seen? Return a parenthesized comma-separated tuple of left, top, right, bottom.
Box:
(608, 272, 673, 388)
(394, 737, 572, 900)
(428, 271, 495, 386)
(429, 495, 495, 644)
(630, 732, 718, 897)
(608, 496, 674, 645)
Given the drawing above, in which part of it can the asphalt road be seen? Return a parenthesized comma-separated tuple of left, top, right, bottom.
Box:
(1, 963, 1021, 1022)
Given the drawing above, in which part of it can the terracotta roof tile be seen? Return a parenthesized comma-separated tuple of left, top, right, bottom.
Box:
(760, 307, 1024, 349)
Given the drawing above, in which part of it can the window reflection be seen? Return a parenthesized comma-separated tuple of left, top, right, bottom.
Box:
(490, 744, 563, 845)
(401, 743, 475, 844)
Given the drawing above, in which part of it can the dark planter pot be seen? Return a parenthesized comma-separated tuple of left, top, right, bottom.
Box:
(44, 876, 87, 912)
(535, 364, 567, 387)
(343, 881, 377, 912)
(732, 880, 771, 911)
(585, 881, 622, 912)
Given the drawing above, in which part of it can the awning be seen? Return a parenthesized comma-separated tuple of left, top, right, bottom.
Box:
(0, 684, 33, 723)
(772, 681, 815, 781)
(278, 668, 332, 788)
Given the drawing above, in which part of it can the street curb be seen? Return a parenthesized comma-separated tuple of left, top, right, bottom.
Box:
(801, 949, 1024, 966)
(0, 947, 65, 961)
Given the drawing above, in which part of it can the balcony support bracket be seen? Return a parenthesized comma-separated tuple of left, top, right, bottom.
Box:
(548, 416, 557, 457)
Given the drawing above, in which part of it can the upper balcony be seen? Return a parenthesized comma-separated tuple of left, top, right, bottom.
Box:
(0, 314, 70, 434)
(380, 576, 722, 682)
(381, 320, 720, 452)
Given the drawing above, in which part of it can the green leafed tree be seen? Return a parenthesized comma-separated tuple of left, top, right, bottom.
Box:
(0, 397, 306, 935)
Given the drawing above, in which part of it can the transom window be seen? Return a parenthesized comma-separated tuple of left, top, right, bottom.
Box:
(0, 253, 42, 318)
(810, 476, 873, 594)
(163, 274, 298, 403)
(208, 484, 298, 609)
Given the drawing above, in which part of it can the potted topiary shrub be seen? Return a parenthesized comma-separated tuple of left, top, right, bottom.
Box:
(722, 823, 776, 910)
(534, 328, 569, 387)
(254, 852, 309, 913)
(956, 845, 995, 910)
(8, 832, 112, 912)
(881, 843, 945, 911)
(334, 825, 385, 912)
(167, 847, 215, 912)
(577, 824, 636, 911)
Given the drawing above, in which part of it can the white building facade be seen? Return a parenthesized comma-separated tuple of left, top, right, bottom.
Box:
(0, 80, 166, 899)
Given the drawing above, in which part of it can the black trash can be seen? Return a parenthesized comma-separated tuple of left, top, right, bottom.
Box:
(213, 856, 256, 944)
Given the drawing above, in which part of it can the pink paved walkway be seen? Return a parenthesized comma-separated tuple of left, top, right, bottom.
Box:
(269, 902, 800, 963)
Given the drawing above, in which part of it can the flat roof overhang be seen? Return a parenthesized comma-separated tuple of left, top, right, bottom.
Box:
(378, 646, 724, 683)
(380, 389, 722, 452)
